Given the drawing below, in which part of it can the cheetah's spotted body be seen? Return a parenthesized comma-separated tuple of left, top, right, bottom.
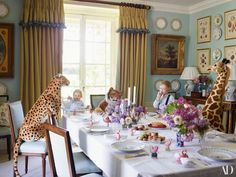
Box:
(13, 74, 70, 177)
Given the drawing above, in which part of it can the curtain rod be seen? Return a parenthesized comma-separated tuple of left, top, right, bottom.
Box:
(73, 0, 151, 9)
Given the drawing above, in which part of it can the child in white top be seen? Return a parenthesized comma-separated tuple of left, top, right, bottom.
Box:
(67, 89, 85, 112)
(153, 81, 175, 114)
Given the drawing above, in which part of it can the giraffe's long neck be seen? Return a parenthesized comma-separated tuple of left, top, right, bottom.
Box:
(206, 68, 229, 104)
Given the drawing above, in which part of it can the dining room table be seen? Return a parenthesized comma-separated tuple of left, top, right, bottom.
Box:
(65, 112, 236, 177)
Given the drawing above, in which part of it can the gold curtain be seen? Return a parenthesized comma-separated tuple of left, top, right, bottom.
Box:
(118, 5, 149, 106)
(20, 0, 65, 113)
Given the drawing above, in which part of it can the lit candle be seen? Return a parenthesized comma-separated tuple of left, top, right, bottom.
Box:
(127, 87, 131, 106)
(133, 86, 136, 105)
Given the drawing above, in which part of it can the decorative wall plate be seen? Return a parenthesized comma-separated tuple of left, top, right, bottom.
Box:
(213, 28, 222, 40)
(154, 80, 163, 91)
(156, 17, 167, 30)
(171, 19, 182, 31)
(0, 2, 8, 18)
(212, 48, 222, 61)
(171, 80, 181, 92)
(214, 14, 222, 26)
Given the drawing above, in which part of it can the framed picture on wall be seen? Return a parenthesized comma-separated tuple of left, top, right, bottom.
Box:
(197, 48, 211, 73)
(0, 23, 14, 78)
(151, 34, 185, 75)
(197, 16, 211, 43)
(224, 45, 236, 64)
(224, 9, 236, 40)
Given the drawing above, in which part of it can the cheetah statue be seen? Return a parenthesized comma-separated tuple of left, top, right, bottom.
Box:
(13, 74, 70, 177)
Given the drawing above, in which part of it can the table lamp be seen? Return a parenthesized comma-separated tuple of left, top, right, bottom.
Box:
(180, 67, 200, 96)
(225, 64, 236, 101)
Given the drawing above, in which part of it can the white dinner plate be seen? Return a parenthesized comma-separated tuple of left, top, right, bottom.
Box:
(111, 140, 145, 152)
(219, 134, 236, 142)
(86, 125, 110, 132)
(198, 148, 236, 161)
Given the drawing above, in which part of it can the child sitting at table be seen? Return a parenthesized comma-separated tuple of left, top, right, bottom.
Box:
(67, 89, 88, 112)
(153, 80, 175, 115)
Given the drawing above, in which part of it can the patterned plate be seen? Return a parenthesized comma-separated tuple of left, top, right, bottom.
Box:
(198, 148, 236, 161)
(212, 48, 222, 61)
(214, 14, 222, 26)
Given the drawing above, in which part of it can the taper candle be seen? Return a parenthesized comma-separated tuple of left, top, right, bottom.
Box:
(133, 86, 136, 105)
(128, 87, 131, 106)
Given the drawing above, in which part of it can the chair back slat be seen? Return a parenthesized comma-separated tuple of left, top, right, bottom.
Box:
(44, 123, 76, 177)
(8, 101, 24, 145)
(90, 94, 105, 109)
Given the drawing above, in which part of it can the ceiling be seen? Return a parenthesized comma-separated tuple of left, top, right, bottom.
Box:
(145, 0, 206, 7)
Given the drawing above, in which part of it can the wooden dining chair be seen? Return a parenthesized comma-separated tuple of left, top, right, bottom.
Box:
(90, 94, 105, 110)
(8, 101, 48, 177)
(44, 123, 103, 177)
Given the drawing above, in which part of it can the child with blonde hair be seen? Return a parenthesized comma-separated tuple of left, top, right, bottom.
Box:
(67, 89, 85, 112)
(153, 81, 175, 114)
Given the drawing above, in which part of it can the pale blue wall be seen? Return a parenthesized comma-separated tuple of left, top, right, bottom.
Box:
(0, 0, 22, 101)
(145, 1, 236, 104)
(146, 11, 189, 103)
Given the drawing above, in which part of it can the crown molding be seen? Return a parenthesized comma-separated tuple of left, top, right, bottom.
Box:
(67, 0, 232, 14)
(189, 0, 232, 14)
(148, 2, 190, 14)
(149, 0, 232, 14)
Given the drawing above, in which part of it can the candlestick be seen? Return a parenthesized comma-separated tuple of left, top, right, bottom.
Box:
(128, 87, 131, 106)
(133, 86, 136, 105)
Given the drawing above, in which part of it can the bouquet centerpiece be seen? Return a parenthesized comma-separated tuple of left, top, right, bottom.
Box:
(104, 99, 146, 128)
(164, 97, 209, 146)
(193, 75, 212, 92)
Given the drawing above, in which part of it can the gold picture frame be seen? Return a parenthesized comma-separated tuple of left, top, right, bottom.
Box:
(151, 34, 185, 75)
(224, 9, 236, 40)
(224, 45, 236, 64)
(0, 23, 14, 78)
(197, 16, 211, 43)
(197, 48, 211, 74)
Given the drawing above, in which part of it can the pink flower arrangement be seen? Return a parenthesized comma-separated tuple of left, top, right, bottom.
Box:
(164, 97, 209, 142)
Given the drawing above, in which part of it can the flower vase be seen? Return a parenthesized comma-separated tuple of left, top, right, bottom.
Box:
(176, 132, 184, 147)
(199, 133, 206, 149)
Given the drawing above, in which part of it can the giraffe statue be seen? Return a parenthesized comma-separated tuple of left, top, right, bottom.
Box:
(202, 58, 230, 132)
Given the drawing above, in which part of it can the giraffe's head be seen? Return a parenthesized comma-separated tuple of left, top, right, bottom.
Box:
(208, 58, 230, 74)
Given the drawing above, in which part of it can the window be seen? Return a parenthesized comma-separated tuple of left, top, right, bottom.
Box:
(62, 4, 119, 105)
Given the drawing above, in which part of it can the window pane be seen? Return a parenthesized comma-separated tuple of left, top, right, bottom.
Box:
(63, 63, 80, 75)
(85, 43, 106, 64)
(106, 21, 111, 42)
(106, 44, 111, 64)
(86, 19, 106, 42)
(63, 41, 80, 62)
(105, 65, 111, 85)
(64, 19, 80, 40)
(85, 65, 106, 86)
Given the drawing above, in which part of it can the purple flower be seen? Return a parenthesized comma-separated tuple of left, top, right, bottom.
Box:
(164, 97, 208, 141)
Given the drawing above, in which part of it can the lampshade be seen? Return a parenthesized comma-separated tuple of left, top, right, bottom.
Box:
(228, 64, 236, 80)
(180, 67, 200, 80)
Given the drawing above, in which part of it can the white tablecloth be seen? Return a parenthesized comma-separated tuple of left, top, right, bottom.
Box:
(65, 114, 236, 177)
